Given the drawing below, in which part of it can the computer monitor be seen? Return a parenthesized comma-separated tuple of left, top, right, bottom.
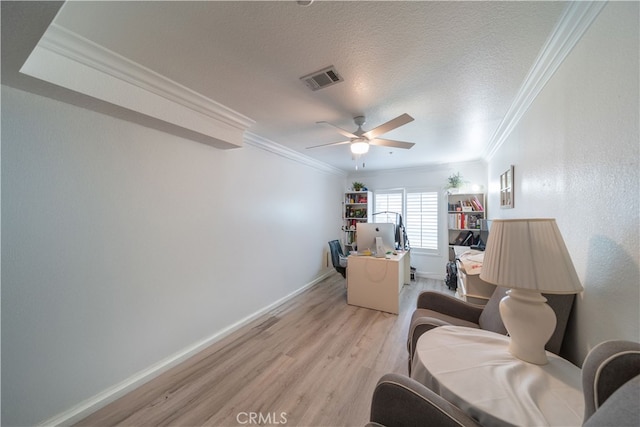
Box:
(356, 223, 396, 256)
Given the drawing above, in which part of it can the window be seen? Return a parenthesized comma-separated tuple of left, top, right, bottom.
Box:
(373, 191, 403, 224)
(374, 189, 439, 252)
(406, 191, 438, 251)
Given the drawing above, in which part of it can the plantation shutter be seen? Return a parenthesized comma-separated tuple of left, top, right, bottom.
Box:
(405, 191, 438, 250)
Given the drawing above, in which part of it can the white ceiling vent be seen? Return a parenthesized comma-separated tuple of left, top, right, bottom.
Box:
(300, 66, 343, 91)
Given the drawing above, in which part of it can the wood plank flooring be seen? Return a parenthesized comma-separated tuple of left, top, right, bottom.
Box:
(77, 274, 453, 427)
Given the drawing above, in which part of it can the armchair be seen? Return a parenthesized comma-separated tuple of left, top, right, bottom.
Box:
(369, 340, 640, 427)
(582, 340, 640, 425)
(407, 287, 575, 373)
(367, 373, 481, 427)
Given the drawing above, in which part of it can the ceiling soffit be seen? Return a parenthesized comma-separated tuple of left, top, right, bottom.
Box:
(20, 23, 255, 150)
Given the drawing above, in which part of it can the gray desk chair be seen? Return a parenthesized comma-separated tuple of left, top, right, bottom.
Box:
(407, 287, 575, 374)
(328, 240, 347, 278)
(369, 340, 640, 427)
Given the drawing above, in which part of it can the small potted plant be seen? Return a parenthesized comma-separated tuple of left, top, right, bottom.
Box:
(446, 173, 463, 193)
(352, 182, 365, 191)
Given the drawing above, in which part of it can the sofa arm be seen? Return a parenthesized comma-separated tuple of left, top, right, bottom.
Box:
(369, 373, 481, 427)
(582, 340, 640, 422)
(416, 291, 485, 324)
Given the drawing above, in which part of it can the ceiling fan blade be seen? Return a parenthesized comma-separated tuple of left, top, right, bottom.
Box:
(316, 121, 358, 139)
(306, 140, 352, 149)
(363, 113, 414, 139)
(369, 138, 415, 149)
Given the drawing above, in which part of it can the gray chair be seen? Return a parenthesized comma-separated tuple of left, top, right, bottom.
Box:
(407, 287, 575, 374)
(328, 240, 347, 278)
(369, 340, 640, 427)
(581, 340, 640, 425)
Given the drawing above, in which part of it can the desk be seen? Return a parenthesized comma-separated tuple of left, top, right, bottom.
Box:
(346, 251, 410, 314)
(411, 326, 583, 427)
(452, 246, 495, 304)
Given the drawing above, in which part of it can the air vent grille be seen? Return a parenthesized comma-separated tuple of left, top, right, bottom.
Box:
(300, 66, 343, 91)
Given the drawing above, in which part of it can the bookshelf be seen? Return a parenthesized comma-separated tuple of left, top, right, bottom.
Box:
(343, 191, 372, 251)
(447, 192, 486, 247)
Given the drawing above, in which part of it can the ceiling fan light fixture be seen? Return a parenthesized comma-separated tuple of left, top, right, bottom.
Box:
(351, 141, 369, 154)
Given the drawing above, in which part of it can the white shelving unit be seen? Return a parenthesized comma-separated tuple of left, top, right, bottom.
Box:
(343, 191, 372, 251)
(447, 192, 486, 247)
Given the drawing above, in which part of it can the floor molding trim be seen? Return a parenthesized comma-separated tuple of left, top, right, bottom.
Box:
(40, 270, 335, 427)
(416, 272, 446, 281)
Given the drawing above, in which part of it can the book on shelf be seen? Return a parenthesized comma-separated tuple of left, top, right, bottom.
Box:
(471, 196, 484, 211)
(448, 213, 482, 230)
(448, 197, 484, 213)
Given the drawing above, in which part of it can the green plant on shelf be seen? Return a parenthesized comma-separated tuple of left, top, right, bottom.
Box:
(352, 182, 365, 191)
(446, 172, 463, 189)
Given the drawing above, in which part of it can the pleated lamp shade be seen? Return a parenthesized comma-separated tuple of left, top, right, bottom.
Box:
(480, 219, 583, 294)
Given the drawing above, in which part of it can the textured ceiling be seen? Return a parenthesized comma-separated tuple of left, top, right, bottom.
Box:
(34, 1, 569, 171)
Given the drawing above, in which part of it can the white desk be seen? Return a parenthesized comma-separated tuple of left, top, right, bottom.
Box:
(346, 251, 410, 314)
(411, 326, 583, 427)
(452, 246, 495, 304)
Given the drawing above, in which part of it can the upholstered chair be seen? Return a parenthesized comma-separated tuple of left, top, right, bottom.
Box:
(369, 340, 640, 427)
(581, 340, 640, 425)
(407, 287, 575, 373)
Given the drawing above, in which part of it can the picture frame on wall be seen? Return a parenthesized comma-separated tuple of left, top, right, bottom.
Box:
(500, 165, 514, 208)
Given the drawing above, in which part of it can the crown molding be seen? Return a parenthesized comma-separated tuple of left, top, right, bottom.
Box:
(348, 158, 487, 180)
(244, 132, 346, 176)
(20, 23, 255, 149)
(483, 1, 607, 160)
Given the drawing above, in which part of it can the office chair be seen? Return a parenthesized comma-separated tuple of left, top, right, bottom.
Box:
(328, 240, 347, 278)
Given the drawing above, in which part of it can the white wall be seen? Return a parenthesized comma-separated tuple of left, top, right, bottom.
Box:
(486, 2, 639, 364)
(349, 161, 487, 278)
(1, 85, 345, 426)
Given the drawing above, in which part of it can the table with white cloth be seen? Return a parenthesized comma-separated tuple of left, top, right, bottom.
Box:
(410, 326, 584, 427)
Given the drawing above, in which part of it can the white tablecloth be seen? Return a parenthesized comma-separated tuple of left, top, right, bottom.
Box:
(411, 326, 584, 427)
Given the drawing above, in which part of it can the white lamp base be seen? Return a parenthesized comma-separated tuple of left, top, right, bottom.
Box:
(499, 289, 556, 365)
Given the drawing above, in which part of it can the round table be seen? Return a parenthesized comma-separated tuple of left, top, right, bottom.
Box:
(410, 326, 584, 427)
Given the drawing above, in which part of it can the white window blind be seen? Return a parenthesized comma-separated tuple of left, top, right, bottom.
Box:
(406, 191, 438, 250)
(374, 192, 403, 224)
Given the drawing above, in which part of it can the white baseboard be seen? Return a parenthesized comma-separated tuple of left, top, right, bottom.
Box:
(40, 270, 334, 426)
(415, 271, 446, 281)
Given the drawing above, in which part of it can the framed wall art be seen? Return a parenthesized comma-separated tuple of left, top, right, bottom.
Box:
(500, 165, 514, 209)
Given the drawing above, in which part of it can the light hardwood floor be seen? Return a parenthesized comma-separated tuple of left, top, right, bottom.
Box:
(77, 274, 453, 427)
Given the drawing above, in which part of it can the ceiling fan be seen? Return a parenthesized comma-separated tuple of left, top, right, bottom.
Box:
(307, 113, 415, 155)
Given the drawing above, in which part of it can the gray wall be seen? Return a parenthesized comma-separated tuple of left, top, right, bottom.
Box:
(486, 1, 639, 364)
(1, 85, 345, 426)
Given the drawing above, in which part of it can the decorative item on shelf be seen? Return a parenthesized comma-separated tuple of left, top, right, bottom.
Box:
(446, 172, 464, 194)
(352, 181, 365, 191)
(480, 219, 583, 365)
(500, 165, 514, 208)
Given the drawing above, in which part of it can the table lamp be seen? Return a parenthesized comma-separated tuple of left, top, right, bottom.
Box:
(480, 218, 583, 365)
